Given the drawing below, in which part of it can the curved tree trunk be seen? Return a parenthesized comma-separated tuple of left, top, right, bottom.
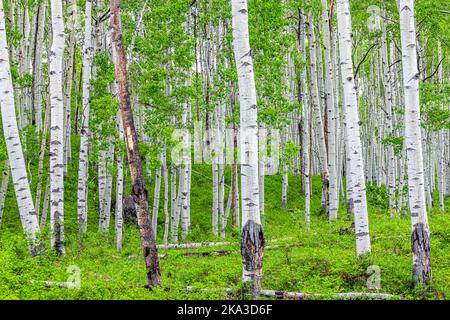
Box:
(0, 0, 40, 254)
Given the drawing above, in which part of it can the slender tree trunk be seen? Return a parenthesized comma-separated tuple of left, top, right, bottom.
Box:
(232, 0, 264, 299)
(321, 0, 338, 220)
(40, 178, 51, 228)
(110, 0, 161, 287)
(398, 0, 431, 287)
(0, 0, 40, 254)
(77, 0, 93, 235)
(299, 9, 311, 228)
(115, 112, 124, 251)
(0, 161, 9, 226)
(35, 95, 50, 220)
(307, 12, 330, 215)
(31, 0, 47, 131)
(336, 0, 371, 257)
(152, 159, 162, 238)
(162, 152, 169, 246)
(49, 0, 66, 255)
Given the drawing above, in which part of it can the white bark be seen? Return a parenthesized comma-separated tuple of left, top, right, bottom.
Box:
(0, 0, 40, 249)
(0, 161, 9, 226)
(49, 0, 66, 254)
(399, 0, 431, 286)
(322, 0, 339, 220)
(115, 112, 124, 251)
(307, 12, 330, 214)
(336, 0, 371, 257)
(232, 0, 263, 298)
(77, 0, 93, 234)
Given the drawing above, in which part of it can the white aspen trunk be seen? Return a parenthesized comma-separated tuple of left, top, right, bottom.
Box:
(0, 0, 40, 252)
(307, 12, 330, 215)
(115, 113, 124, 251)
(98, 150, 107, 229)
(437, 41, 445, 210)
(162, 151, 169, 246)
(49, 0, 66, 255)
(103, 143, 114, 231)
(40, 178, 51, 228)
(299, 10, 311, 228)
(281, 130, 288, 209)
(170, 167, 178, 242)
(232, 0, 264, 299)
(336, 0, 371, 257)
(0, 161, 9, 226)
(398, 0, 431, 286)
(77, 0, 93, 235)
(258, 137, 266, 218)
(31, 0, 47, 132)
(322, 0, 338, 220)
(35, 95, 50, 220)
(212, 162, 219, 235)
(63, 0, 77, 178)
(181, 161, 190, 240)
(152, 158, 162, 238)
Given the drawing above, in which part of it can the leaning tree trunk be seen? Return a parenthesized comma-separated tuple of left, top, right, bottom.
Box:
(77, 0, 93, 235)
(398, 0, 431, 287)
(0, 0, 40, 254)
(49, 0, 66, 255)
(110, 0, 161, 288)
(231, 0, 264, 299)
(336, 0, 371, 257)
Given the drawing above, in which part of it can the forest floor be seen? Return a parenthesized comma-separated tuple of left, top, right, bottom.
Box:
(0, 157, 449, 299)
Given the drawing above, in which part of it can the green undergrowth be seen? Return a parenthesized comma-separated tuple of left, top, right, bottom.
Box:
(0, 154, 449, 300)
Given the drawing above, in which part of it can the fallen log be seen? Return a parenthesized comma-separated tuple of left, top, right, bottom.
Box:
(183, 286, 399, 300)
(157, 237, 294, 249)
(260, 289, 399, 300)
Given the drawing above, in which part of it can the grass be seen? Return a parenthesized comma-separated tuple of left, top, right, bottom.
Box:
(0, 147, 449, 299)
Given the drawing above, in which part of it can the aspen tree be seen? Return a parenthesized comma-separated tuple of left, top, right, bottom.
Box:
(398, 0, 431, 286)
(0, 0, 40, 253)
(336, 0, 371, 257)
(77, 0, 93, 234)
(231, 0, 264, 299)
(49, 0, 66, 255)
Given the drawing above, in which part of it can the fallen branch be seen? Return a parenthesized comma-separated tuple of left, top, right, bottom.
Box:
(183, 286, 399, 300)
(157, 238, 294, 249)
(260, 289, 399, 300)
